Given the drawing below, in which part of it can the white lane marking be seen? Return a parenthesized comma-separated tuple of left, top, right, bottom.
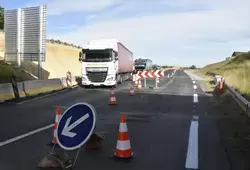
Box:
(17, 88, 69, 105)
(0, 124, 53, 147)
(193, 85, 197, 89)
(185, 117, 199, 169)
(192, 80, 196, 84)
(193, 94, 198, 103)
(52, 106, 68, 109)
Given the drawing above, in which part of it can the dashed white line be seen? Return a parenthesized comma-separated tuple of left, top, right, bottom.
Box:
(193, 85, 197, 89)
(192, 80, 196, 84)
(0, 124, 54, 147)
(193, 94, 198, 103)
(193, 115, 199, 120)
(185, 116, 199, 169)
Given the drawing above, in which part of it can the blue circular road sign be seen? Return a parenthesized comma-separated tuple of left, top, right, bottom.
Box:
(56, 102, 96, 150)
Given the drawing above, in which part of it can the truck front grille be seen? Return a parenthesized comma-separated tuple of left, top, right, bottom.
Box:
(87, 71, 108, 83)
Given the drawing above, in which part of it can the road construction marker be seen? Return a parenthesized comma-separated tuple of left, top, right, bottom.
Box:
(113, 113, 135, 160)
(193, 94, 198, 103)
(192, 80, 196, 84)
(50, 106, 62, 145)
(193, 85, 197, 89)
(109, 88, 117, 105)
(185, 116, 199, 169)
(56, 102, 96, 150)
(129, 86, 135, 96)
(0, 124, 54, 147)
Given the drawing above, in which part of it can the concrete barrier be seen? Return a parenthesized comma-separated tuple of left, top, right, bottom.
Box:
(0, 83, 15, 102)
(17, 82, 26, 98)
(0, 75, 80, 102)
(23, 79, 64, 96)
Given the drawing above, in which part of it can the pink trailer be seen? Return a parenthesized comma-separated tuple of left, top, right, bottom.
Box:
(117, 42, 134, 73)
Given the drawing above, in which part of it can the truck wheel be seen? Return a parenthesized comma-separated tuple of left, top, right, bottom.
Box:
(113, 76, 118, 88)
(117, 75, 122, 84)
(120, 76, 123, 84)
(113, 81, 118, 88)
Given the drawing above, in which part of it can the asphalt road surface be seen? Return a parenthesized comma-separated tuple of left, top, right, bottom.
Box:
(0, 70, 230, 170)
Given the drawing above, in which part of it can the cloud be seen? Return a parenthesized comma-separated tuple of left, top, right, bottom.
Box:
(52, 25, 78, 30)
(47, 0, 122, 15)
(25, 0, 122, 15)
(86, 15, 97, 21)
(48, 0, 250, 67)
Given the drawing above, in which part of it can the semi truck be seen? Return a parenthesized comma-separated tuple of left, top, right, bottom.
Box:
(78, 39, 134, 87)
(134, 58, 153, 71)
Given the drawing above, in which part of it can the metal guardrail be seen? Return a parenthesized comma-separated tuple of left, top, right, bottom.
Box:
(224, 82, 250, 116)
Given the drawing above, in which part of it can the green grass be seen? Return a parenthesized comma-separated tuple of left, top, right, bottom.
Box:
(0, 60, 36, 83)
(199, 53, 250, 100)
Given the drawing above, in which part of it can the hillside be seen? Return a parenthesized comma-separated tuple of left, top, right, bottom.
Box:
(0, 31, 82, 82)
(199, 53, 250, 99)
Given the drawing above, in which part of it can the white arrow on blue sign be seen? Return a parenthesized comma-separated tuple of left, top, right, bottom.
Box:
(56, 102, 96, 150)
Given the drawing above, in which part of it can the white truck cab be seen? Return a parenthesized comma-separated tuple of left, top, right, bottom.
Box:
(79, 39, 133, 87)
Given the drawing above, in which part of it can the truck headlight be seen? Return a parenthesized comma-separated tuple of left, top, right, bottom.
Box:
(107, 77, 114, 81)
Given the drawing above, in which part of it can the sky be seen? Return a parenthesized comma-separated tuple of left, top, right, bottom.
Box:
(1, 0, 250, 67)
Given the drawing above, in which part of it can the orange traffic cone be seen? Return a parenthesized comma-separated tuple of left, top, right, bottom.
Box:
(113, 113, 135, 160)
(109, 88, 117, 105)
(138, 79, 142, 90)
(129, 86, 135, 96)
(51, 106, 61, 145)
(135, 78, 138, 88)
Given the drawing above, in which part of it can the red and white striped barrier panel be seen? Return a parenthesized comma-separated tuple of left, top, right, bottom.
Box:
(66, 71, 72, 87)
(137, 70, 164, 78)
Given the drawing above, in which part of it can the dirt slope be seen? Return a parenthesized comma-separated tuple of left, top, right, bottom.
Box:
(0, 31, 82, 81)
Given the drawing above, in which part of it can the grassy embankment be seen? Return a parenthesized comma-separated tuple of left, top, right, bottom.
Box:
(195, 53, 250, 168)
(197, 53, 250, 100)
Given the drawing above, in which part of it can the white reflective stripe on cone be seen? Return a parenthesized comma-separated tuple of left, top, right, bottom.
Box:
(55, 115, 60, 122)
(116, 140, 131, 150)
(119, 123, 128, 132)
(53, 129, 57, 136)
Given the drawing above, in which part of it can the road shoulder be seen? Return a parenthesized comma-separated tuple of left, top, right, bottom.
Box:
(211, 91, 250, 170)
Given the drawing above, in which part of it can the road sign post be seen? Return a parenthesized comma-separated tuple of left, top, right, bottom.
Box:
(56, 102, 96, 167)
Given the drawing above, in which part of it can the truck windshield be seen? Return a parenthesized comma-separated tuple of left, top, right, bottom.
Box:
(84, 52, 112, 62)
(135, 62, 146, 66)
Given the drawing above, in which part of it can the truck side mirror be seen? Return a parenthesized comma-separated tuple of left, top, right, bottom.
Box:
(79, 51, 82, 62)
